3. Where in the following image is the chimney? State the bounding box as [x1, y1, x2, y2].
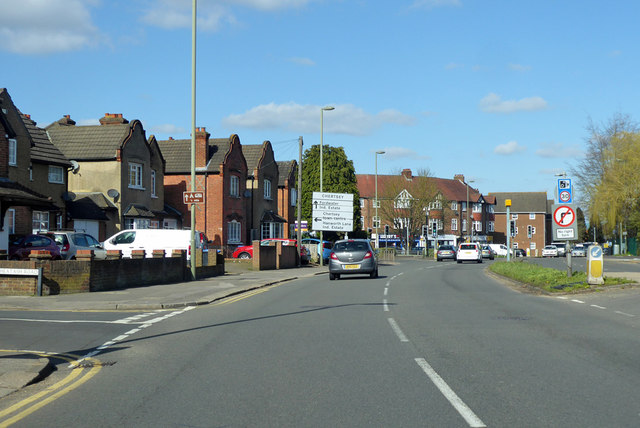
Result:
[168, 137, 174, 140]
[57, 115, 76, 126]
[99, 113, 129, 125]
[454, 174, 465, 183]
[25, 114, 31, 120]
[401, 168, 412, 181]
[195, 127, 210, 168]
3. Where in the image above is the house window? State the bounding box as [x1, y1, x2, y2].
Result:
[473, 203, 482, 213]
[6, 209, 15, 234]
[228, 220, 241, 243]
[451, 201, 458, 211]
[261, 221, 282, 239]
[451, 218, 458, 231]
[264, 179, 272, 200]
[150, 220, 160, 229]
[462, 219, 467, 232]
[428, 200, 442, 210]
[373, 216, 381, 228]
[290, 188, 297, 206]
[163, 219, 177, 229]
[48, 165, 64, 184]
[461, 202, 467, 211]
[151, 170, 157, 197]
[32, 211, 49, 233]
[56, 214, 63, 230]
[230, 175, 239, 197]
[511, 213, 518, 220]
[129, 163, 143, 189]
[394, 190, 412, 209]
[529, 213, 535, 220]
[373, 199, 380, 208]
[487, 205, 494, 213]
[125, 218, 150, 229]
[361, 217, 365, 228]
[473, 221, 482, 232]
[487, 221, 495, 232]
[360, 198, 365, 207]
[8, 139, 16, 166]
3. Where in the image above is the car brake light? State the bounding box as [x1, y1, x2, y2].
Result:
[330, 252, 338, 260]
[364, 251, 372, 259]
[188, 245, 191, 255]
[62, 244, 69, 253]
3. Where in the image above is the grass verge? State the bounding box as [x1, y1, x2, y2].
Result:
[489, 260, 632, 293]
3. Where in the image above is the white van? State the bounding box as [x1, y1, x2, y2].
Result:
[488, 243, 511, 256]
[102, 229, 208, 260]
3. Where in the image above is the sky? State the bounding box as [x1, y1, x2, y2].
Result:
[2, 0, 639, 203]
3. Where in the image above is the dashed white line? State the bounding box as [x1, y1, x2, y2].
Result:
[415, 358, 486, 427]
[388, 318, 409, 342]
[590, 304, 606, 309]
[383, 299, 389, 312]
[571, 299, 585, 304]
[615, 311, 635, 317]
[384, 287, 389, 296]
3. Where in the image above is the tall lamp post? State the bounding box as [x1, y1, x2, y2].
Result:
[375, 151, 385, 249]
[319, 106, 334, 266]
[466, 179, 475, 242]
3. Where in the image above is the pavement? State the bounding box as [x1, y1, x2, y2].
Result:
[0, 262, 326, 399]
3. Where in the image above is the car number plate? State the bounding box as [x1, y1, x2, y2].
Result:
[343, 264, 360, 270]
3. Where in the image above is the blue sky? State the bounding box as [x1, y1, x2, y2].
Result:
[2, 0, 639, 201]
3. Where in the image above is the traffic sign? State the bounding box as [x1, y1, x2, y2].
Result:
[312, 192, 354, 232]
[557, 178, 572, 203]
[183, 191, 204, 204]
[553, 205, 575, 227]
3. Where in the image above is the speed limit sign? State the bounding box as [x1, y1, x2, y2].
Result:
[559, 190, 571, 203]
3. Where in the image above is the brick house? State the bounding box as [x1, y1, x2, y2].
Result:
[0, 89, 70, 248]
[357, 169, 495, 248]
[47, 113, 174, 240]
[276, 160, 298, 239]
[158, 130, 248, 253]
[488, 192, 547, 255]
[243, 141, 283, 242]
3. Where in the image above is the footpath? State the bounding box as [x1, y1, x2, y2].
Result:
[0, 263, 326, 399]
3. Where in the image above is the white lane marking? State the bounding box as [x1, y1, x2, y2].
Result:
[590, 305, 606, 309]
[386, 280, 391, 287]
[615, 311, 635, 317]
[556, 296, 568, 300]
[0, 311, 163, 325]
[388, 318, 409, 342]
[571, 299, 585, 304]
[384, 287, 389, 296]
[68, 306, 195, 368]
[415, 358, 486, 427]
[383, 299, 389, 312]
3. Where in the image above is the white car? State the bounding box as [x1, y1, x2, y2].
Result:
[542, 245, 559, 257]
[456, 243, 482, 263]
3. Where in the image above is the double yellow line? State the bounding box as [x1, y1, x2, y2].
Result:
[0, 350, 102, 427]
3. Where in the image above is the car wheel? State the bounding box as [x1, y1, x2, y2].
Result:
[329, 273, 335, 281]
[437, 258, 441, 262]
[478, 258, 482, 263]
[457, 260, 461, 264]
[238, 252, 251, 259]
[370, 269, 378, 278]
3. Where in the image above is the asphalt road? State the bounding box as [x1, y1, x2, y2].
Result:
[2, 258, 640, 427]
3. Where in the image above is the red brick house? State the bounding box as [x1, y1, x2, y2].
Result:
[488, 192, 547, 255]
[357, 169, 495, 248]
[243, 141, 283, 242]
[158, 130, 248, 252]
[277, 160, 298, 239]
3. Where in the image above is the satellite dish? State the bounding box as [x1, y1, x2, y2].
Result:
[243, 190, 251, 198]
[62, 191, 76, 201]
[107, 189, 120, 202]
[70, 160, 80, 174]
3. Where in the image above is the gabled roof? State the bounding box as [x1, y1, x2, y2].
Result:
[277, 160, 295, 187]
[46, 120, 134, 160]
[157, 137, 234, 174]
[20, 113, 71, 167]
[488, 192, 548, 213]
[66, 192, 117, 221]
[243, 144, 264, 175]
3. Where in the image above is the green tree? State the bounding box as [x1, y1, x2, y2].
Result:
[300, 144, 361, 235]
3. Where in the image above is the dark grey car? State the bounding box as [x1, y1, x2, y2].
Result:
[328, 239, 378, 280]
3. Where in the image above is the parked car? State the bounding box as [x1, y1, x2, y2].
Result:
[551, 242, 568, 257]
[9, 234, 62, 260]
[436, 245, 457, 262]
[102, 229, 208, 260]
[302, 238, 333, 263]
[231, 239, 310, 264]
[43, 231, 107, 260]
[571, 244, 586, 257]
[456, 242, 482, 263]
[488, 243, 510, 257]
[542, 245, 559, 257]
[328, 239, 378, 280]
[514, 248, 527, 257]
[481, 245, 496, 260]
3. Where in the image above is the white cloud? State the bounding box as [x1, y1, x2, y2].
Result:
[221, 102, 416, 136]
[411, 0, 462, 10]
[479, 93, 548, 114]
[376, 147, 428, 161]
[287, 57, 315, 66]
[141, 0, 310, 31]
[535, 142, 584, 159]
[150, 123, 188, 136]
[494, 140, 526, 155]
[508, 63, 531, 72]
[0, 0, 102, 54]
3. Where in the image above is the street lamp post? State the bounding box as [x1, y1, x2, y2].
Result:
[319, 106, 334, 266]
[466, 179, 475, 242]
[375, 151, 385, 249]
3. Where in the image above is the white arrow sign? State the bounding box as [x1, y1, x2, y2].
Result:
[312, 192, 354, 231]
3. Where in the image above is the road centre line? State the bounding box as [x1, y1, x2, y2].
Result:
[615, 311, 635, 317]
[383, 299, 389, 312]
[384, 287, 388, 296]
[590, 305, 607, 309]
[415, 358, 486, 427]
[387, 318, 409, 342]
[571, 299, 585, 304]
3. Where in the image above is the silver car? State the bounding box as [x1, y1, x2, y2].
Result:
[45, 231, 107, 260]
[328, 239, 378, 280]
